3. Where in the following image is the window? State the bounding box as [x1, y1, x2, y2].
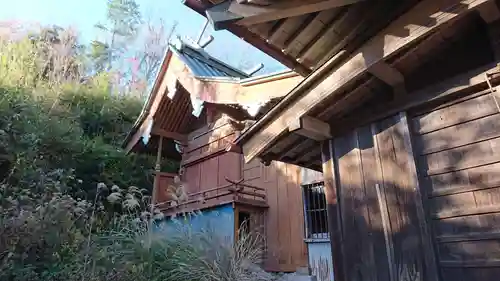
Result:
[302, 182, 329, 240]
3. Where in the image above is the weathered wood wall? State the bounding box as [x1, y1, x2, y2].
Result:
[325, 84, 500, 281]
[182, 120, 242, 198]
[177, 116, 311, 272]
[324, 113, 436, 281]
[154, 172, 176, 206]
[410, 86, 500, 280]
[243, 159, 309, 272]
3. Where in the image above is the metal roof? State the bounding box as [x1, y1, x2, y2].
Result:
[170, 37, 250, 79]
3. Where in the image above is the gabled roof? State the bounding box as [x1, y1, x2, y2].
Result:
[122, 36, 303, 159]
[170, 37, 250, 79]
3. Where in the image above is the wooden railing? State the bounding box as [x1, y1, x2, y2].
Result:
[157, 177, 267, 213]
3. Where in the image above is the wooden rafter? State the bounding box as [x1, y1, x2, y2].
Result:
[240, 0, 492, 163]
[368, 61, 406, 94]
[289, 115, 332, 141]
[267, 14, 310, 49]
[151, 128, 188, 145]
[283, 9, 342, 57]
[206, 0, 365, 29]
[478, 0, 500, 23]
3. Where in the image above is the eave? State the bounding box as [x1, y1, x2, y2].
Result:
[233, 0, 495, 170]
[184, 0, 422, 75]
[183, 0, 311, 76]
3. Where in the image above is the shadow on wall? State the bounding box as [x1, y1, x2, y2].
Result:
[326, 99, 500, 281]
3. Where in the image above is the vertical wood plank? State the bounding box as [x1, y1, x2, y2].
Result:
[288, 164, 306, 268]
[358, 125, 392, 281]
[335, 130, 375, 281]
[372, 122, 397, 281]
[265, 162, 280, 271]
[321, 140, 346, 281]
[377, 115, 425, 281]
[184, 163, 201, 194]
[398, 112, 440, 281]
[277, 161, 292, 268]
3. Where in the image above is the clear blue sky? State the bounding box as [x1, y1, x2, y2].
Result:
[0, 0, 285, 74]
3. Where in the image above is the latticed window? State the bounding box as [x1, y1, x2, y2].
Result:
[302, 182, 329, 240]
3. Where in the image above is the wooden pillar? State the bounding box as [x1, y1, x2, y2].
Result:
[152, 136, 164, 209]
[478, 1, 500, 60]
[321, 140, 345, 281]
[149, 136, 163, 245]
[398, 112, 439, 281]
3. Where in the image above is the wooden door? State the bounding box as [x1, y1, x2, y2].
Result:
[410, 87, 500, 280]
[326, 113, 437, 281]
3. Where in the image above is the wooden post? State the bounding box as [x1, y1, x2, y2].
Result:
[398, 112, 440, 281]
[149, 136, 163, 246]
[321, 140, 345, 281]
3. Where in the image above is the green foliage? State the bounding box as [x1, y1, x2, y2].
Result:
[0, 5, 272, 281]
[0, 26, 180, 200]
[0, 83, 159, 199]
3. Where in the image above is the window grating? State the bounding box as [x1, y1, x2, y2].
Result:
[302, 182, 329, 240]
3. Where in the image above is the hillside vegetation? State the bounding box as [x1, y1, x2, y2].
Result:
[0, 1, 271, 280]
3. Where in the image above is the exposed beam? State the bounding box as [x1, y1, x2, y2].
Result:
[368, 61, 407, 95]
[289, 115, 332, 141]
[478, 0, 500, 23]
[315, 0, 418, 69]
[151, 128, 188, 145]
[331, 63, 500, 136]
[240, 0, 492, 163]
[297, 9, 353, 66]
[184, 0, 311, 75]
[298, 4, 366, 67]
[206, 0, 365, 28]
[268, 15, 309, 49]
[283, 10, 341, 57]
[479, 1, 500, 59]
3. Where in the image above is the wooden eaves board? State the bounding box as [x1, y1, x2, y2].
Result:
[239, 0, 492, 163]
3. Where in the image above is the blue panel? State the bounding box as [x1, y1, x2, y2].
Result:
[156, 204, 235, 243]
[307, 241, 335, 281]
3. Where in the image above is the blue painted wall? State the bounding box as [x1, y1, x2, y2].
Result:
[156, 203, 235, 243]
[308, 241, 334, 281]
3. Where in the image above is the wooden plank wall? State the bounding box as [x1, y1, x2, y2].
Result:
[326, 114, 436, 281]
[180, 116, 310, 272]
[182, 121, 242, 198]
[243, 158, 309, 272]
[410, 86, 500, 281]
[155, 172, 176, 206]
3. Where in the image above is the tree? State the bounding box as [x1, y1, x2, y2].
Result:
[30, 25, 84, 83]
[91, 0, 143, 72]
[139, 20, 177, 84]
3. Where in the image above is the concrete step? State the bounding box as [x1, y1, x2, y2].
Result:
[277, 273, 317, 281]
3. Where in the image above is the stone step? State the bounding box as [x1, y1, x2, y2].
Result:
[277, 273, 317, 281]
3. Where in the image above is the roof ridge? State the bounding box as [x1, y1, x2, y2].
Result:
[170, 36, 249, 78]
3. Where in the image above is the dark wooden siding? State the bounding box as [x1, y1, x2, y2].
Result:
[411, 87, 500, 281]
[326, 113, 436, 281]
